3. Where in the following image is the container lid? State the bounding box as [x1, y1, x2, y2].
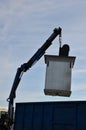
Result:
[44, 55, 76, 68]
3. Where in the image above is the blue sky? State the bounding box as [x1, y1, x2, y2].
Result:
[0, 0, 86, 108]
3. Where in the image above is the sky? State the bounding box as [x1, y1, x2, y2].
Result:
[0, 0, 86, 109]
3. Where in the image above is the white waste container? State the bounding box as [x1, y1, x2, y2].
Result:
[44, 55, 76, 97]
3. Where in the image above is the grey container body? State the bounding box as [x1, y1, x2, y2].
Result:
[13, 101, 86, 130]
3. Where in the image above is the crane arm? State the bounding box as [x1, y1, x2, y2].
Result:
[7, 27, 62, 127]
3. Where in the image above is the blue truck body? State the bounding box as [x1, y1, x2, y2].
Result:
[13, 101, 86, 130]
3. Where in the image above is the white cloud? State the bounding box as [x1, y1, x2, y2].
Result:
[74, 69, 86, 74]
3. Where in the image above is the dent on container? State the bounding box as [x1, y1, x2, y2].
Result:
[44, 55, 76, 97]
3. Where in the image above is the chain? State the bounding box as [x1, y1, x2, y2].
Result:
[59, 33, 62, 48]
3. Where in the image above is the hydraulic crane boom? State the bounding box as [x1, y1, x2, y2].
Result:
[7, 27, 62, 128]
